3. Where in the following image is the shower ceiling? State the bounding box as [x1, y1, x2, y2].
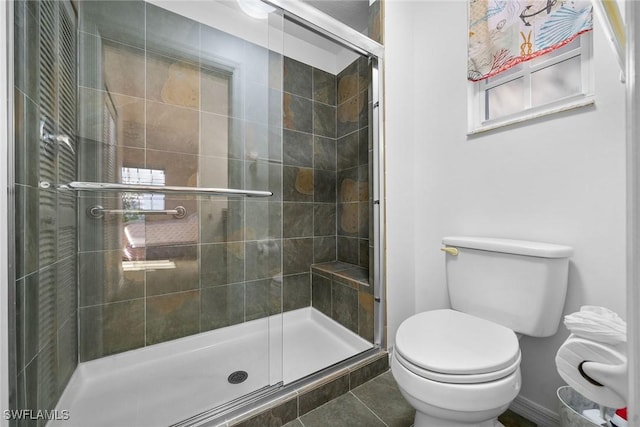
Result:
[303, 0, 370, 33]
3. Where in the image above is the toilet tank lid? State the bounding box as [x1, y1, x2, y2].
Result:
[442, 236, 573, 258]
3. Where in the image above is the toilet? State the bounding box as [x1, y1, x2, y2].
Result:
[391, 236, 573, 427]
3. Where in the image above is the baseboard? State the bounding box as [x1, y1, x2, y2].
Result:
[509, 395, 560, 427]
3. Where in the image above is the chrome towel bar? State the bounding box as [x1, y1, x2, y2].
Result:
[57, 181, 273, 198]
[87, 205, 187, 219]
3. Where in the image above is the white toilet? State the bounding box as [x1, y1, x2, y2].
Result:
[391, 236, 573, 427]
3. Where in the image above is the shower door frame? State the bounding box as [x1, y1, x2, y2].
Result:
[1, 1, 14, 426]
[263, 0, 387, 349]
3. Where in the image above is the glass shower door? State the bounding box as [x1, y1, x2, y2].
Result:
[73, 0, 284, 423]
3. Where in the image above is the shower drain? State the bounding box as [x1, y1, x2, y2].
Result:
[228, 370, 248, 384]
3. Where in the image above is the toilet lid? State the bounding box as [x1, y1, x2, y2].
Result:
[395, 309, 519, 375]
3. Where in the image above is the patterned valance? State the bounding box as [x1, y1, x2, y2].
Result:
[468, 0, 593, 82]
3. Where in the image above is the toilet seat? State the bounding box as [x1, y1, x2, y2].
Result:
[395, 309, 521, 384]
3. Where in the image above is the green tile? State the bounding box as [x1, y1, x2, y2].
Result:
[201, 283, 245, 331]
[349, 355, 389, 389]
[498, 409, 537, 427]
[300, 393, 385, 427]
[79, 299, 145, 361]
[283, 273, 311, 312]
[232, 397, 297, 427]
[146, 290, 200, 345]
[298, 373, 349, 415]
[352, 371, 414, 427]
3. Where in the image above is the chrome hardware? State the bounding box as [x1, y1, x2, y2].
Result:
[440, 246, 459, 256]
[60, 181, 273, 198]
[87, 205, 187, 219]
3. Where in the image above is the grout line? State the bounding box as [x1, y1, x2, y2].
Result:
[350, 391, 389, 427]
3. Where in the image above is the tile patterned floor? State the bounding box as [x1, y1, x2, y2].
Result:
[281, 371, 537, 427]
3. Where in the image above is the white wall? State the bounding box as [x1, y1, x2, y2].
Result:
[385, 0, 627, 414]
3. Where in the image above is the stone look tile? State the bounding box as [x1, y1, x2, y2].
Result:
[283, 93, 312, 133]
[146, 245, 199, 296]
[352, 372, 415, 427]
[147, 52, 199, 108]
[102, 40, 146, 98]
[283, 130, 313, 168]
[201, 199, 244, 244]
[283, 203, 313, 238]
[331, 282, 358, 333]
[337, 132, 359, 171]
[313, 102, 336, 138]
[313, 203, 336, 236]
[245, 279, 281, 321]
[337, 97, 360, 138]
[498, 410, 537, 427]
[338, 202, 359, 237]
[349, 356, 389, 389]
[233, 397, 298, 427]
[146, 101, 199, 155]
[79, 250, 144, 306]
[337, 61, 359, 104]
[311, 273, 331, 317]
[283, 166, 314, 202]
[79, 299, 145, 361]
[201, 67, 231, 116]
[314, 136, 336, 171]
[284, 57, 312, 98]
[201, 242, 245, 287]
[201, 283, 244, 331]
[337, 237, 359, 265]
[300, 393, 385, 427]
[298, 373, 350, 415]
[358, 292, 375, 343]
[313, 236, 336, 264]
[283, 238, 313, 275]
[245, 240, 282, 281]
[313, 68, 336, 106]
[313, 170, 336, 203]
[146, 149, 198, 187]
[146, 290, 200, 345]
[283, 273, 311, 312]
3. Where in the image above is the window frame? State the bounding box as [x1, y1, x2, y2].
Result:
[467, 32, 595, 135]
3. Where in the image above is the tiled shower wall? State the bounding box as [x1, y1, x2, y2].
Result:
[75, 1, 373, 363]
[13, 0, 79, 420]
[336, 57, 371, 269]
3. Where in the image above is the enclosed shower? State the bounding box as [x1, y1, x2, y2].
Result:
[10, 0, 384, 425]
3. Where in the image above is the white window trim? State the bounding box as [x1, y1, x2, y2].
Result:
[468, 32, 594, 135]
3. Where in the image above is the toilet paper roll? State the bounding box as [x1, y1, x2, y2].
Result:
[555, 334, 627, 408]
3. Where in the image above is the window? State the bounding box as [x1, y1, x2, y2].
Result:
[468, 34, 594, 134]
[121, 167, 166, 212]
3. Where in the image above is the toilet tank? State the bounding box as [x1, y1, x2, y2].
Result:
[443, 236, 573, 337]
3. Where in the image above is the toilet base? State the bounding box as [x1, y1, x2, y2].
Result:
[414, 412, 505, 427]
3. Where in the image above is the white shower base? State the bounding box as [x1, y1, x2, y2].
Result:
[50, 307, 372, 427]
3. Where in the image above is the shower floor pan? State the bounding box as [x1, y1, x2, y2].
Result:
[50, 307, 372, 427]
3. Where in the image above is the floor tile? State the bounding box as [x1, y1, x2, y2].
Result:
[498, 409, 537, 427]
[282, 420, 304, 427]
[352, 371, 415, 427]
[299, 393, 386, 427]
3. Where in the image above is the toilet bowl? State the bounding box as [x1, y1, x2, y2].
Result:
[391, 237, 573, 427]
[392, 309, 522, 427]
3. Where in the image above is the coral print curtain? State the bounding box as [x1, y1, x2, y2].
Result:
[468, 0, 593, 81]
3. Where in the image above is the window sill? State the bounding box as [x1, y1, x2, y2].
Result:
[467, 95, 595, 136]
